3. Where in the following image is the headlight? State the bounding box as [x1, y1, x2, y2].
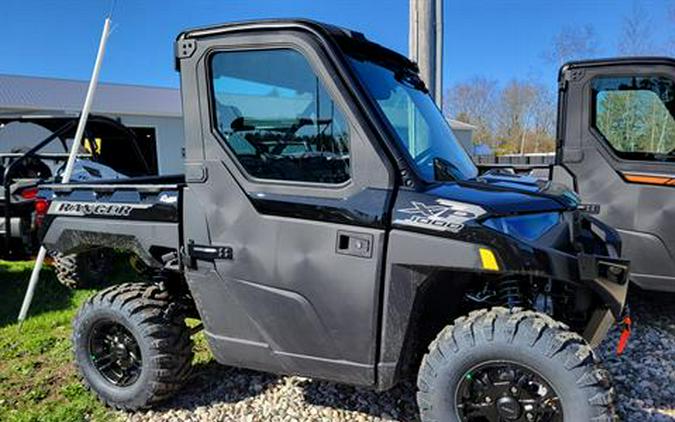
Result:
[483, 212, 561, 241]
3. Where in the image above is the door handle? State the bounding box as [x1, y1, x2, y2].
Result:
[187, 240, 233, 262]
[336, 230, 373, 258]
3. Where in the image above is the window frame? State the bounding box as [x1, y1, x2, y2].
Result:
[206, 44, 353, 188]
[590, 74, 675, 164]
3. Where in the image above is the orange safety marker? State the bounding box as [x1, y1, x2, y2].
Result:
[616, 315, 632, 356]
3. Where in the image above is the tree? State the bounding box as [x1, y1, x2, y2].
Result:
[543, 24, 599, 67]
[444, 76, 498, 147]
[528, 83, 557, 154]
[618, 1, 656, 56]
[495, 80, 537, 154]
[494, 80, 556, 155]
[445, 78, 557, 155]
[597, 88, 675, 155]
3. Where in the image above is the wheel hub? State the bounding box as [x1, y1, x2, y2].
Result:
[112, 340, 133, 368]
[88, 321, 142, 387]
[496, 396, 522, 420]
[456, 362, 563, 422]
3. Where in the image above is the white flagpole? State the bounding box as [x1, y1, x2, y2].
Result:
[18, 17, 112, 323]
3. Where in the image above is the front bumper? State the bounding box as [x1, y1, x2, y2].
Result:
[524, 247, 630, 319]
[487, 212, 630, 344]
[547, 250, 629, 347]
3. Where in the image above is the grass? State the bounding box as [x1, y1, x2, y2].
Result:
[0, 258, 213, 422]
[0, 259, 122, 422]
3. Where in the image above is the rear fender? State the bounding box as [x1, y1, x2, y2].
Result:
[42, 217, 180, 267]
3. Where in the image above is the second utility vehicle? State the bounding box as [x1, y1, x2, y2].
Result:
[480, 57, 675, 293]
[38, 20, 630, 421]
[0, 115, 151, 286]
[0, 114, 149, 258]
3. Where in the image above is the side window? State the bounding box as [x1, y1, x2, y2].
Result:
[210, 49, 351, 184]
[592, 76, 675, 161]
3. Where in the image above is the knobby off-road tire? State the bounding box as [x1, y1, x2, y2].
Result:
[417, 307, 615, 422]
[72, 283, 193, 410]
[51, 248, 114, 289]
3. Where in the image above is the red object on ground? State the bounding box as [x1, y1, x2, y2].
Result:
[616, 315, 632, 356]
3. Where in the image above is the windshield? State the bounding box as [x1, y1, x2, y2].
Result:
[349, 58, 478, 182]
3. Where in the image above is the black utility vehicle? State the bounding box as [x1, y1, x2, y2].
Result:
[481, 57, 675, 293]
[38, 20, 631, 421]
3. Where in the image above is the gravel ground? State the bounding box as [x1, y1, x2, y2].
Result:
[598, 289, 675, 422]
[125, 289, 675, 422]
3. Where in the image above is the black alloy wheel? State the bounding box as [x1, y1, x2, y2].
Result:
[416, 307, 616, 422]
[72, 283, 193, 410]
[88, 320, 143, 387]
[456, 361, 562, 421]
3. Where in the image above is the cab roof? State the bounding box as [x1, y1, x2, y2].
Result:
[559, 56, 675, 81]
[175, 18, 416, 73]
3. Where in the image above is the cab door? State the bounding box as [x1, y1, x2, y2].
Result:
[558, 58, 675, 291]
[178, 31, 394, 384]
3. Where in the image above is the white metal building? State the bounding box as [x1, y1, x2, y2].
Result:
[447, 119, 476, 152]
[0, 74, 184, 175]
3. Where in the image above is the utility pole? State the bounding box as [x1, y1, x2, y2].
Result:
[409, 0, 443, 107]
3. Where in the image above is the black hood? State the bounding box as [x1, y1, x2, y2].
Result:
[426, 173, 580, 215]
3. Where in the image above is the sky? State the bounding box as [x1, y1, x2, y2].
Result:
[0, 0, 673, 93]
